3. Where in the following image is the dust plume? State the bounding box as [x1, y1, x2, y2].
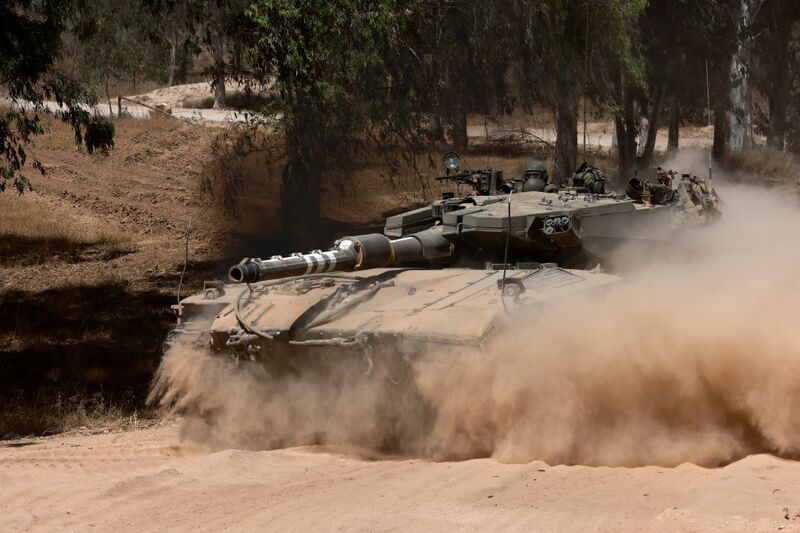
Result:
[151, 179, 800, 467]
[149, 343, 431, 454]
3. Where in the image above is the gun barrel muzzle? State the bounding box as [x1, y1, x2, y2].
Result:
[229, 248, 357, 283]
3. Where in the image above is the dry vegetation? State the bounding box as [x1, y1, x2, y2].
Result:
[0, 193, 127, 245]
[0, 390, 164, 438]
[726, 145, 800, 190]
[0, 114, 225, 439]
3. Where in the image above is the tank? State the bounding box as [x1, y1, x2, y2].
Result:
[163, 154, 720, 371]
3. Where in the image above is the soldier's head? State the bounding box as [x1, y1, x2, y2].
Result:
[656, 166, 673, 188]
[523, 161, 549, 192]
[525, 161, 548, 180]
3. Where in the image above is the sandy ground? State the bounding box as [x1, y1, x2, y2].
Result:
[20, 99, 245, 123]
[1, 423, 799, 532]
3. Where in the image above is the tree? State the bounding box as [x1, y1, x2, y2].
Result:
[183, 0, 254, 108]
[511, 0, 646, 183]
[72, 0, 141, 114]
[785, 27, 800, 153]
[416, 1, 515, 150]
[0, 0, 102, 193]
[727, 0, 762, 155]
[247, 0, 427, 246]
[612, 0, 738, 172]
[752, 0, 800, 151]
[630, 0, 726, 166]
[159, 1, 192, 86]
[704, 0, 760, 160]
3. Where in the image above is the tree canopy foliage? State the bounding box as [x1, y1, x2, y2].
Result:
[246, 0, 429, 245]
[0, 0, 99, 192]
[4, 0, 800, 234]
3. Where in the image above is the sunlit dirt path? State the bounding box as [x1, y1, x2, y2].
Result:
[1, 421, 798, 532]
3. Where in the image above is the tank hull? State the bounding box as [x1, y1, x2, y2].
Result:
[167, 266, 621, 368]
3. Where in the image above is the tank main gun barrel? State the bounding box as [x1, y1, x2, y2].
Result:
[228, 230, 453, 284]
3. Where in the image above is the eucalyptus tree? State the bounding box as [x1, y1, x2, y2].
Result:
[416, 1, 515, 149]
[0, 0, 103, 193]
[627, 0, 735, 167]
[246, 0, 429, 246]
[509, 0, 645, 183]
[752, 0, 800, 150]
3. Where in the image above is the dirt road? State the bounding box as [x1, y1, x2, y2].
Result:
[17, 98, 717, 151]
[2, 422, 798, 532]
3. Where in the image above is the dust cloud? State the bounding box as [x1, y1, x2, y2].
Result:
[149, 343, 431, 454]
[150, 169, 800, 467]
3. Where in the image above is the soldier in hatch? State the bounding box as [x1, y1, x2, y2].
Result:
[522, 161, 549, 192]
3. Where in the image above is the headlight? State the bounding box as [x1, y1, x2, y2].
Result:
[442, 151, 461, 171]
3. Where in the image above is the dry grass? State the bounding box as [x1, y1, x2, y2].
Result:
[0, 390, 164, 439]
[726, 145, 800, 189]
[34, 112, 187, 152]
[0, 192, 132, 275]
[0, 193, 126, 245]
[113, 113, 186, 137]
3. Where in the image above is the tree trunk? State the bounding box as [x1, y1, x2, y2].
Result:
[638, 83, 667, 166]
[768, 93, 788, 151]
[451, 108, 468, 151]
[428, 114, 445, 143]
[610, 124, 618, 156]
[728, 0, 753, 155]
[668, 94, 680, 152]
[712, 47, 734, 161]
[553, 58, 581, 186]
[281, 130, 323, 250]
[177, 41, 190, 84]
[615, 78, 638, 182]
[712, 102, 729, 161]
[104, 73, 112, 117]
[554, 96, 578, 185]
[167, 31, 177, 87]
[766, 16, 791, 151]
[210, 32, 226, 109]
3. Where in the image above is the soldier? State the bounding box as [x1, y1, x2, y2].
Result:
[522, 161, 549, 192]
[656, 166, 673, 188]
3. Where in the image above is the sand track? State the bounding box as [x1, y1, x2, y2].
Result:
[2, 423, 799, 532]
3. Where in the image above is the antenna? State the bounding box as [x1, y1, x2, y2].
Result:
[500, 189, 512, 313]
[177, 216, 192, 304]
[484, 115, 490, 170]
[705, 59, 712, 183]
[582, 1, 589, 157]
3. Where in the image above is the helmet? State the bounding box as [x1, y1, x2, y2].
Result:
[523, 161, 549, 192]
[526, 161, 547, 173]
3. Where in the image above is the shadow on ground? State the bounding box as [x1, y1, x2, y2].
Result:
[0, 235, 134, 266]
[0, 283, 173, 437]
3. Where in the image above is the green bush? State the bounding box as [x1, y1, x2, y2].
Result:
[85, 116, 115, 154]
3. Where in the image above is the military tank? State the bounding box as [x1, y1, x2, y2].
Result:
[163, 153, 719, 371]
